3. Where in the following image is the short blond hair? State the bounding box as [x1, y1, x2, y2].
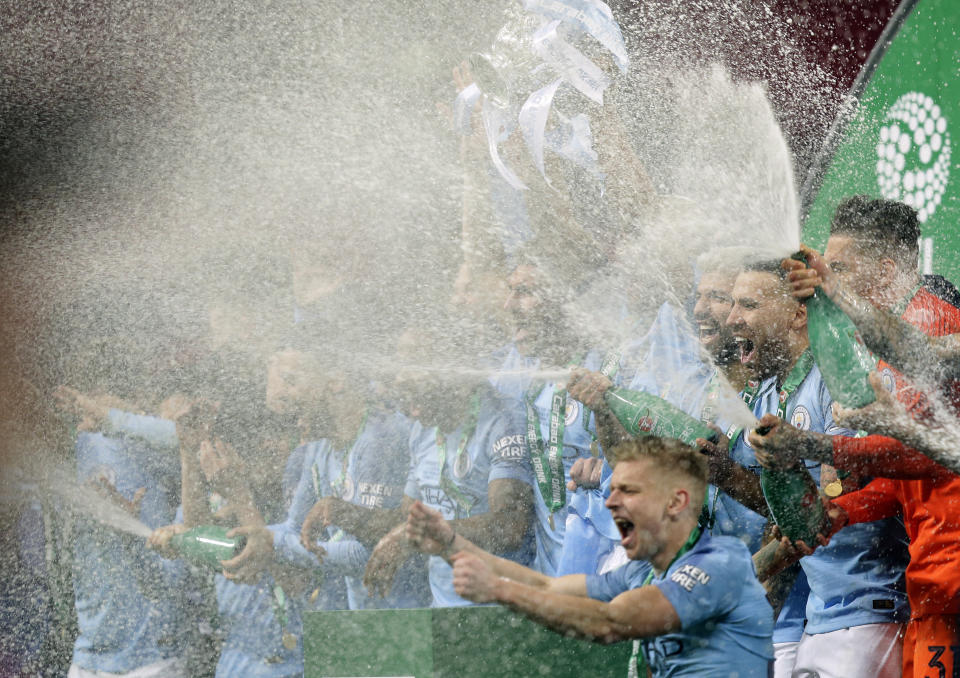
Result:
[610, 437, 708, 496]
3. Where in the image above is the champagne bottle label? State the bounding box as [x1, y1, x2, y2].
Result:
[605, 388, 717, 448]
[171, 525, 245, 570]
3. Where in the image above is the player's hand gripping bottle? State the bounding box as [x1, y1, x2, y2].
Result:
[799, 251, 877, 408]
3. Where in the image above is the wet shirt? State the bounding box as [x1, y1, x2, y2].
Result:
[831, 287, 960, 618]
[523, 351, 602, 576]
[72, 429, 188, 674]
[213, 445, 309, 678]
[558, 467, 625, 576]
[404, 390, 535, 606]
[740, 364, 908, 635]
[587, 532, 773, 677]
[489, 343, 606, 575]
[270, 409, 424, 610]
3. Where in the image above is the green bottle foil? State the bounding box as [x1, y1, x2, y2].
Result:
[170, 525, 246, 570]
[604, 388, 719, 448]
[760, 465, 825, 545]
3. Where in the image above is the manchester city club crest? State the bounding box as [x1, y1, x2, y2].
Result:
[790, 405, 812, 431]
[880, 367, 897, 393]
[564, 399, 581, 426]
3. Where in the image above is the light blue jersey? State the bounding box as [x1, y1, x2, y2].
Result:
[764, 370, 909, 635]
[489, 343, 604, 575]
[721, 364, 832, 644]
[213, 445, 311, 678]
[270, 409, 424, 610]
[560, 303, 719, 577]
[728, 362, 908, 639]
[334, 410, 429, 610]
[487, 342, 538, 401]
[522, 352, 602, 576]
[72, 430, 188, 674]
[404, 389, 535, 606]
[587, 532, 773, 677]
[558, 469, 622, 576]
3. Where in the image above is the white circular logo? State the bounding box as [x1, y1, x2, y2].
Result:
[876, 92, 951, 223]
[564, 399, 581, 426]
[790, 405, 812, 431]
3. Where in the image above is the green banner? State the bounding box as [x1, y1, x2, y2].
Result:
[303, 606, 632, 678]
[802, 0, 959, 283]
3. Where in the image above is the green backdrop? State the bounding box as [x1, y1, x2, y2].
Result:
[802, 0, 959, 283]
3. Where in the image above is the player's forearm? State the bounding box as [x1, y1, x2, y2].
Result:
[752, 539, 799, 583]
[832, 434, 947, 479]
[761, 561, 800, 619]
[446, 533, 550, 590]
[451, 510, 530, 554]
[179, 454, 212, 527]
[593, 100, 656, 225]
[713, 464, 769, 517]
[594, 409, 631, 462]
[833, 286, 956, 378]
[492, 577, 634, 644]
[326, 504, 403, 548]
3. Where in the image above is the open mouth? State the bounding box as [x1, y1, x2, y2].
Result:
[735, 336, 757, 364]
[698, 322, 719, 344]
[614, 517, 635, 546]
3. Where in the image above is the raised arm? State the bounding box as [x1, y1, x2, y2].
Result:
[451, 550, 678, 644]
[784, 246, 960, 380]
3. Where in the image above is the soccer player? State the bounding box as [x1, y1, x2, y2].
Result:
[755, 195, 960, 678]
[563, 260, 749, 577]
[150, 352, 314, 678]
[220, 349, 424, 614]
[493, 259, 605, 577]
[363, 326, 536, 606]
[406, 436, 773, 677]
[56, 373, 194, 678]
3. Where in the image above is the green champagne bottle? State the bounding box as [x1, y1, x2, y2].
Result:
[796, 250, 876, 408]
[170, 525, 246, 570]
[760, 463, 825, 545]
[603, 388, 719, 447]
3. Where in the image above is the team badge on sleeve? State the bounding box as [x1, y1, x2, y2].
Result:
[790, 405, 811, 431]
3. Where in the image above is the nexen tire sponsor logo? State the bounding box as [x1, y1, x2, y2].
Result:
[494, 434, 527, 460]
[670, 564, 711, 592]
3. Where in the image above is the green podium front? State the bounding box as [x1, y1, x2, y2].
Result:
[303, 606, 633, 678]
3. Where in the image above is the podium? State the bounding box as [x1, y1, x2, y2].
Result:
[303, 606, 633, 677]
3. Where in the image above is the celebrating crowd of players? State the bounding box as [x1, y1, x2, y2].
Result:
[20, 63, 960, 678]
[40, 192, 960, 678]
